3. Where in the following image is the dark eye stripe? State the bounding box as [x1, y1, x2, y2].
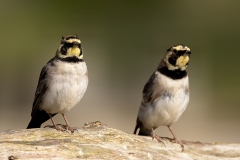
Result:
[65, 43, 73, 48]
[64, 42, 81, 48]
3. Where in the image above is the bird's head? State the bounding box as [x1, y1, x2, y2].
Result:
[56, 35, 83, 60]
[164, 44, 191, 71]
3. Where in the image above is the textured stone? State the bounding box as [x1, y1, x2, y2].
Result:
[0, 122, 239, 160]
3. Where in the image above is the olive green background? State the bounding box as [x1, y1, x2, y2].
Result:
[0, 1, 239, 142]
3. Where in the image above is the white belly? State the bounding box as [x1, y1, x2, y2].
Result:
[40, 61, 88, 114]
[154, 89, 189, 126]
[140, 88, 189, 128]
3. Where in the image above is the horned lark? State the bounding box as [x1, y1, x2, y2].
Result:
[134, 44, 191, 151]
[27, 35, 88, 133]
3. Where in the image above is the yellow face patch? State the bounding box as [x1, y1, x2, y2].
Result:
[176, 55, 189, 67]
[67, 47, 80, 57]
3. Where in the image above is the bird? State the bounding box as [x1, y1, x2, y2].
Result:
[133, 44, 191, 151]
[27, 35, 88, 133]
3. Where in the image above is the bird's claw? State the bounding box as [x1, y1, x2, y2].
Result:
[171, 138, 184, 152]
[65, 125, 75, 133]
[151, 131, 166, 147]
[180, 144, 184, 152]
[176, 139, 184, 152]
[44, 124, 75, 133]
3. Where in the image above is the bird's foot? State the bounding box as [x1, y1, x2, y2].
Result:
[44, 124, 65, 132]
[64, 125, 75, 133]
[55, 124, 76, 133]
[55, 126, 65, 132]
[151, 130, 166, 147]
[167, 137, 184, 152]
[167, 126, 185, 151]
[44, 124, 76, 133]
[173, 138, 184, 152]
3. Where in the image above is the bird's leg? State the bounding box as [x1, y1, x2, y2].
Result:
[48, 114, 63, 131]
[167, 126, 184, 151]
[62, 114, 74, 133]
[151, 128, 165, 146]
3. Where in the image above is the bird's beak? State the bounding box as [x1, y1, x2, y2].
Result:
[185, 51, 191, 55]
[73, 42, 80, 47]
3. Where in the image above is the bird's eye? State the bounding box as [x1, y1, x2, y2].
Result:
[173, 49, 177, 53]
[61, 46, 67, 55]
[168, 57, 176, 65]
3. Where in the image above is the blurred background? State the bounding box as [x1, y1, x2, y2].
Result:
[0, 1, 239, 142]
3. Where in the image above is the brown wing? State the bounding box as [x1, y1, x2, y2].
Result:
[142, 72, 158, 103]
[31, 58, 54, 117]
[134, 71, 158, 134]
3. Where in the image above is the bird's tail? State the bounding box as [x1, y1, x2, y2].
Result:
[138, 127, 152, 136]
[133, 118, 152, 136]
[27, 110, 56, 129]
[133, 124, 139, 134]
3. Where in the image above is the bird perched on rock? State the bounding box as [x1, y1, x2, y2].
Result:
[27, 35, 88, 133]
[134, 44, 191, 151]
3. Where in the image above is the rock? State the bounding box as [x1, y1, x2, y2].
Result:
[0, 121, 239, 160]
